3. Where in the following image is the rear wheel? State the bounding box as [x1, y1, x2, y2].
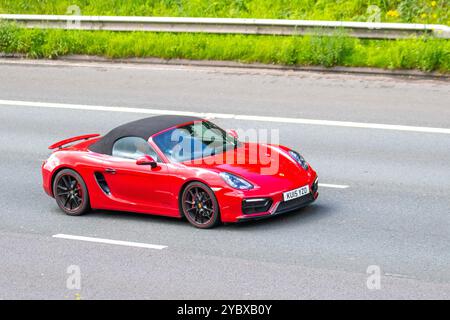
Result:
[181, 182, 220, 229]
[53, 169, 90, 216]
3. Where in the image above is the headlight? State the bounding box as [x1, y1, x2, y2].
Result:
[219, 172, 253, 190]
[288, 150, 309, 170]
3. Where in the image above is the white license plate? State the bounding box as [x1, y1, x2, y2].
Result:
[283, 185, 310, 202]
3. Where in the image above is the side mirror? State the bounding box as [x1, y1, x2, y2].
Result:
[228, 129, 238, 140]
[136, 155, 157, 168]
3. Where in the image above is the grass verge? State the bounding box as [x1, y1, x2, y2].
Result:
[0, 0, 448, 25]
[0, 23, 449, 72]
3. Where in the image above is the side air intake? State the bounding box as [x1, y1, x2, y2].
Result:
[94, 172, 111, 195]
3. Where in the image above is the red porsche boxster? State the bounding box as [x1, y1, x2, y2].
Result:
[42, 115, 318, 228]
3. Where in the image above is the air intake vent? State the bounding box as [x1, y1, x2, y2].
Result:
[94, 172, 111, 195]
[242, 198, 272, 214]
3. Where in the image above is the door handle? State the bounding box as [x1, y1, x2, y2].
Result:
[105, 168, 116, 174]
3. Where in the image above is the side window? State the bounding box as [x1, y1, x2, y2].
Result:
[112, 137, 160, 161]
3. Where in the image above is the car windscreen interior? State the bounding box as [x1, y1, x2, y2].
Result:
[153, 121, 237, 162]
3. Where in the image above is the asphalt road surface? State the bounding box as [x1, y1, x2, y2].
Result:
[0, 59, 449, 299]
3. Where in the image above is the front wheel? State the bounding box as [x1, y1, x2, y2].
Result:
[53, 169, 90, 216]
[181, 182, 220, 229]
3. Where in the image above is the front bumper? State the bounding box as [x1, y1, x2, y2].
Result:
[234, 176, 319, 222]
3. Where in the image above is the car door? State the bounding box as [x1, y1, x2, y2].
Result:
[101, 136, 176, 214]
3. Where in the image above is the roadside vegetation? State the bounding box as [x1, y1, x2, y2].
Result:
[1, 23, 448, 72]
[0, 0, 448, 25]
[0, 1, 448, 72]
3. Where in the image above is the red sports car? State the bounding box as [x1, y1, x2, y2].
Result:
[42, 115, 318, 228]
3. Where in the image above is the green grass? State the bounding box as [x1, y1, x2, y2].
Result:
[0, 0, 448, 25]
[1, 23, 449, 72]
[0, 1, 448, 72]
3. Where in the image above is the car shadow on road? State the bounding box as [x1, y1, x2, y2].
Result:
[225, 202, 333, 230]
[87, 209, 184, 225]
[62, 202, 332, 230]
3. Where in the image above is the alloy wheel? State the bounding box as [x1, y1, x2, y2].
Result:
[55, 174, 84, 212]
[183, 186, 216, 225]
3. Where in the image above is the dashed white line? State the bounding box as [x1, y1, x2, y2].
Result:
[318, 183, 349, 189]
[52, 234, 167, 250]
[1, 99, 450, 134]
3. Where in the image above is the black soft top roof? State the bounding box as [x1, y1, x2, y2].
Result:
[89, 115, 202, 155]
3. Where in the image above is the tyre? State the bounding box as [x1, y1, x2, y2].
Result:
[53, 169, 90, 216]
[181, 181, 220, 229]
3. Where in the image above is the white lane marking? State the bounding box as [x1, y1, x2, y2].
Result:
[318, 183, 349, 189]
[384, 273, 416, 279]
[0, 58, 231, 73]
[52, 234, 167, 250]
[0, 58, 319, 76]
[1, 99, 450, 135]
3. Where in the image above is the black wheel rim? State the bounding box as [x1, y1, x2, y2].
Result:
[183, 186, 215, 225]
[55, 174, 83, 212]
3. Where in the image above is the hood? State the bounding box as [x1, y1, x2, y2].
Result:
[182, 142, 313, 192]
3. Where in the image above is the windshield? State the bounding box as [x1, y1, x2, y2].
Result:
[153, 120, 237, 162]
